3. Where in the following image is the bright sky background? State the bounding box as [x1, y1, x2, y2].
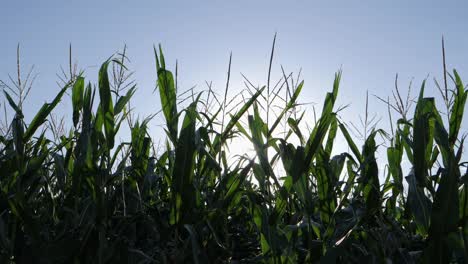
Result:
[1, 0, 468, 165]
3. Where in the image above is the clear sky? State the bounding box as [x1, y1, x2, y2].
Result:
[2, 0, 468, 158]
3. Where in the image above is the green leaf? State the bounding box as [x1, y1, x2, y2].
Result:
[325, 115, 338, 155]
[339, 123, 362, 161]
[268, 80, 303, 137]
[449, 70, 467, 147]
[321, 71, 341, 116]
[222, 160, 255, 207]
[72, 76, 85, 127]
[24, 84, 69, 141]
[412, 90, 435, 187]
[405, 170, 431, 234]
[361, 130, 382, 216]
[114, 85, 136, 115]
[3, 90, 23, 117]
[171, 98, 199, 225]
[425, 115, 460, 263]
[98, 60, 115, 149]
[212, 86, 265, 155]
[304, 113, 335, 170]
[155, 46, 178, 144]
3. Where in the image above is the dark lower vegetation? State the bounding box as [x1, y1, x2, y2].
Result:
[0, 43, 467, 263]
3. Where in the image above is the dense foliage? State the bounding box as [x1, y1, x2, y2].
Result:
[0, 43, 467, 263]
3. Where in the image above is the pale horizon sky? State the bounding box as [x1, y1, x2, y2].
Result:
[1, 0, 468, 157]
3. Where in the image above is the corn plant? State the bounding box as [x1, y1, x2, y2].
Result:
[0, 40, 467, 263]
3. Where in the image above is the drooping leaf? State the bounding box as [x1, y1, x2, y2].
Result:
[24, 84, 69, 141]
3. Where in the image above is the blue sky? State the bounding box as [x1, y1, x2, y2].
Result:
[1, 0, 468, 152]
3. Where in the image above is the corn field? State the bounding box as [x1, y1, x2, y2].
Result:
[0, 41, 467, 263]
